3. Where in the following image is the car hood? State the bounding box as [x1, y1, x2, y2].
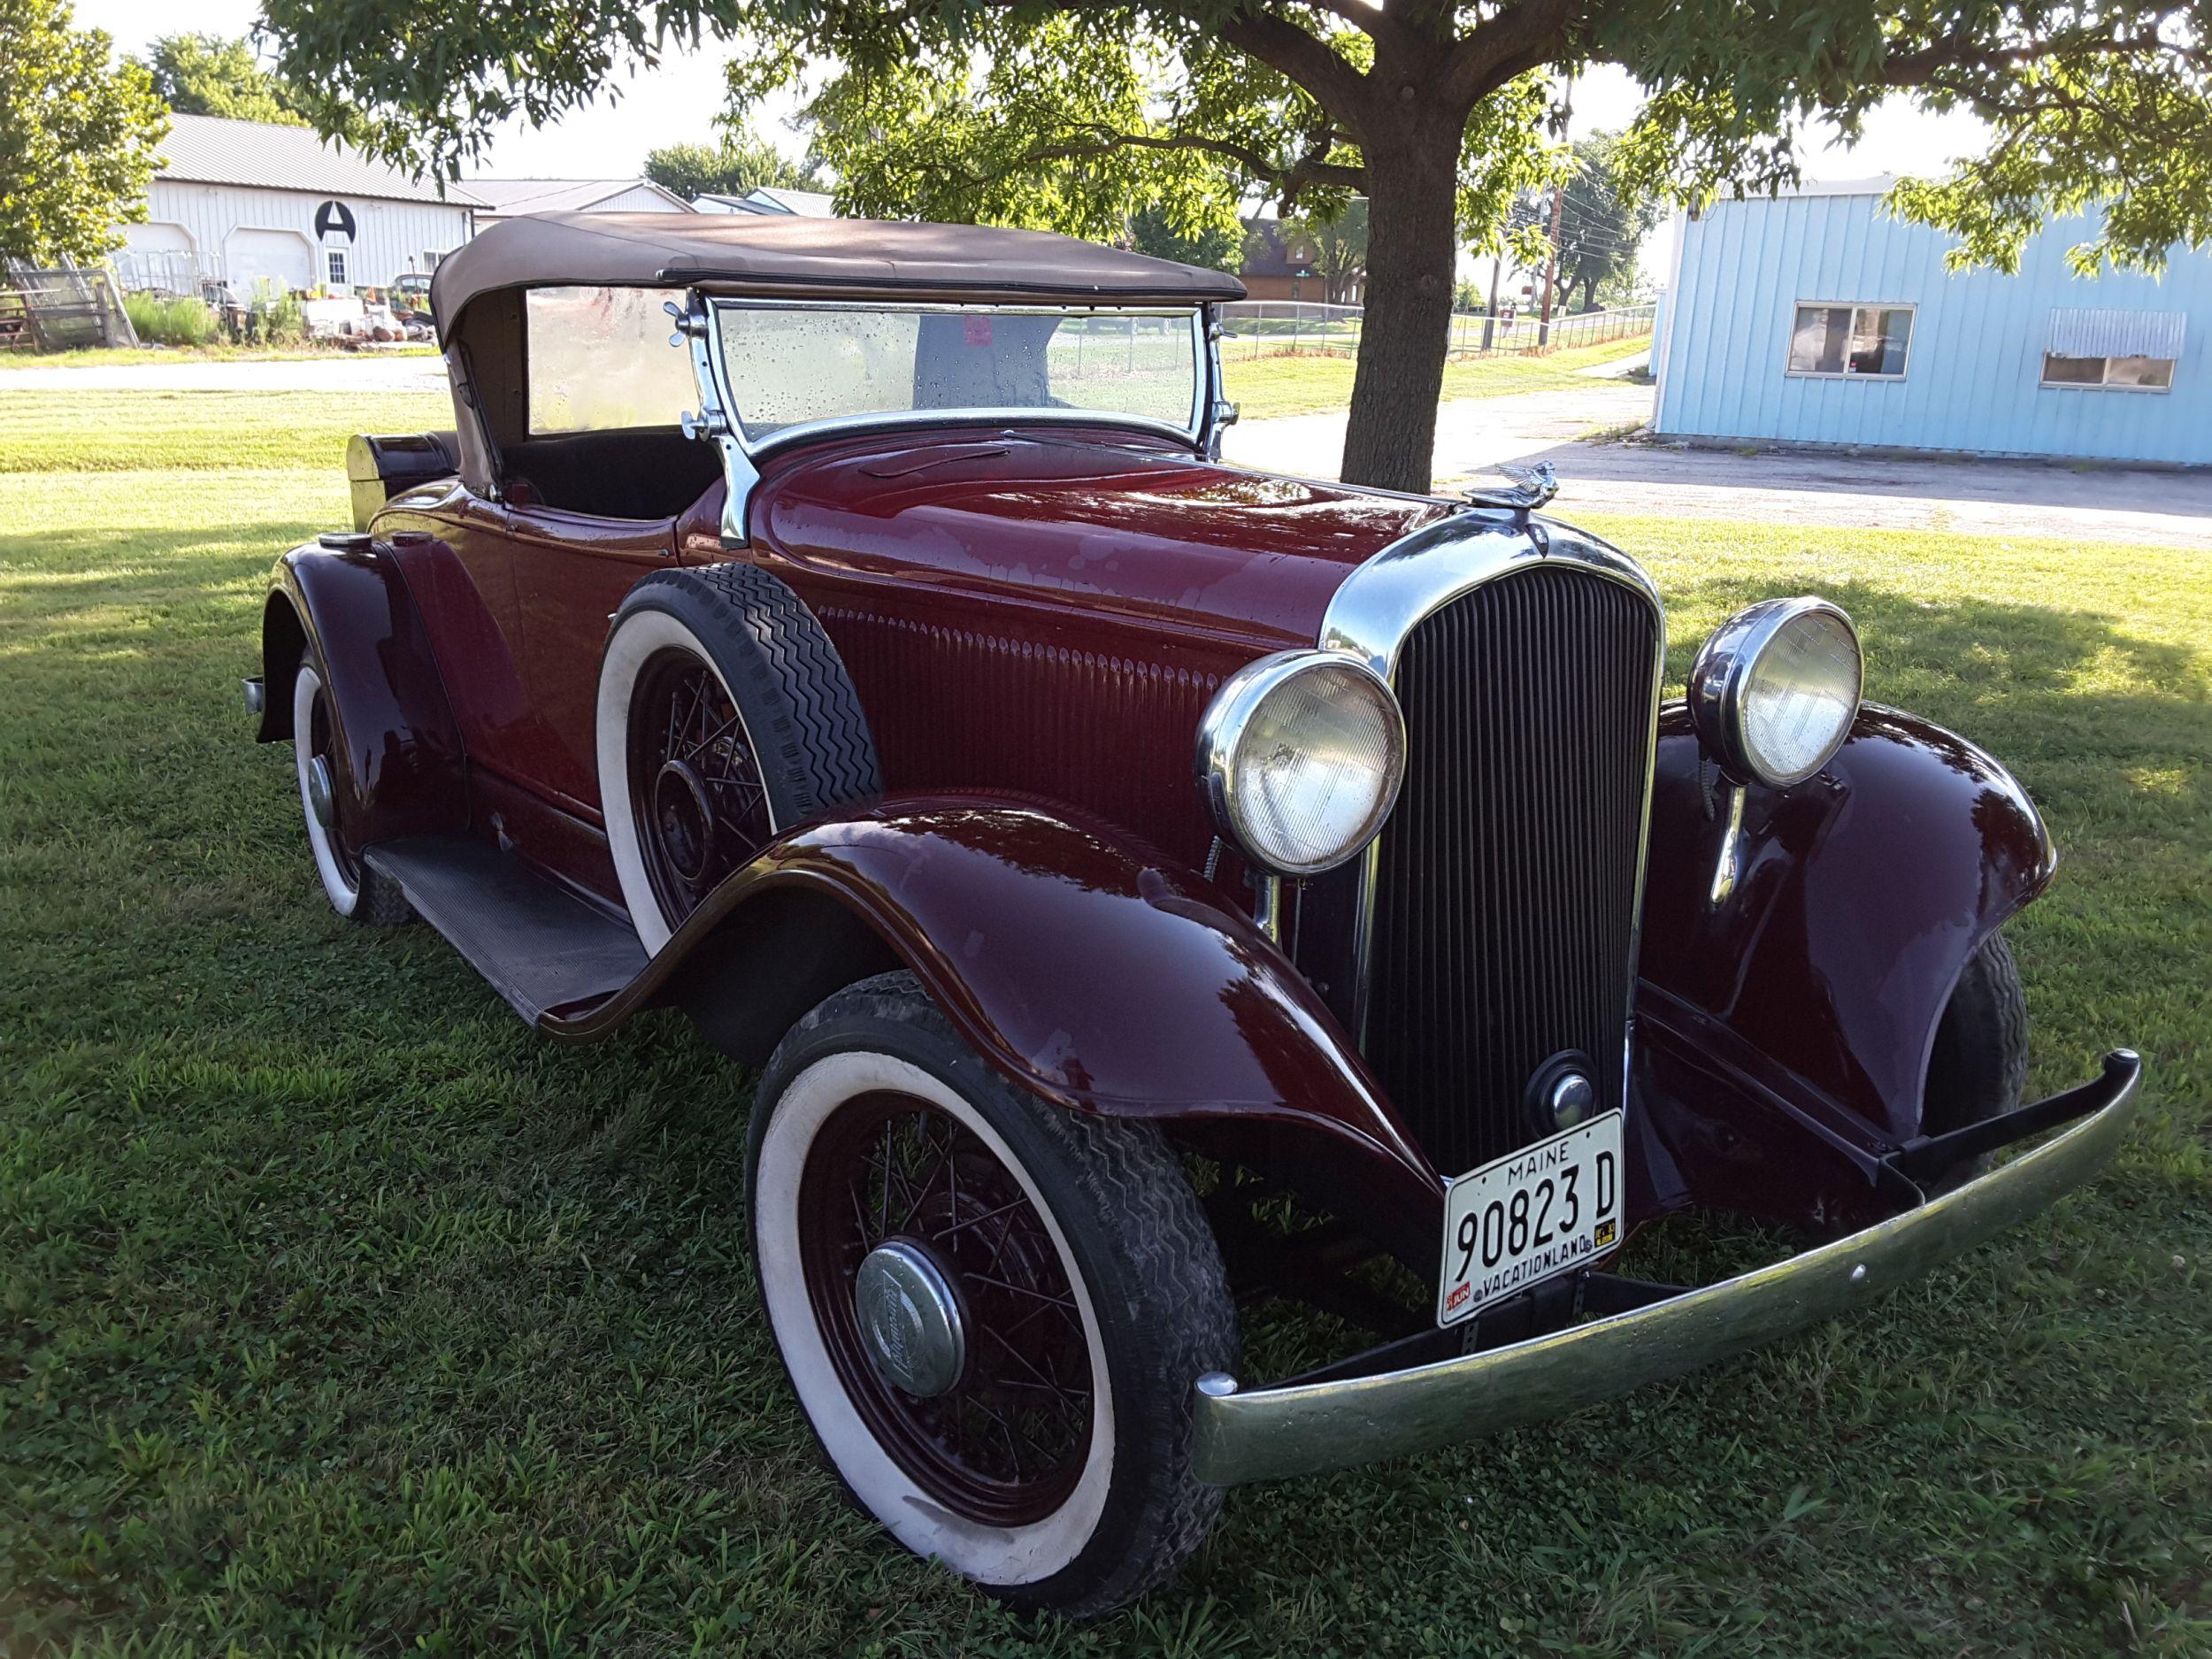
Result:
[744, 430, 1461, 651]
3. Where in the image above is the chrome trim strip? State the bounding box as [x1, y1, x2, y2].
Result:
[1191, 1050, 2142, 1486]
[1317, 512, 1668, 1048]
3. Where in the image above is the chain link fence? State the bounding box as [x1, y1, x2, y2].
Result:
[1220, 299, 1655, 362]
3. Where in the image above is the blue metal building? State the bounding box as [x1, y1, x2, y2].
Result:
[1652, 179, 2212, 465]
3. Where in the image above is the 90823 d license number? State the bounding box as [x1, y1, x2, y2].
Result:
[1436, 1111, 1623, 1327]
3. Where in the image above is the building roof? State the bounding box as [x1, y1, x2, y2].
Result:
[463, 177, 695, 217]
[432, 211, 1247, 336]
[695, 187, 839, 217]
[1701, 174, 1898, 207]
[156, 113, 484, 207]
[1240, 217, 1320, 279]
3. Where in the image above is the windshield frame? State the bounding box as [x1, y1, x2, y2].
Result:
[698, 296, 1210, 458]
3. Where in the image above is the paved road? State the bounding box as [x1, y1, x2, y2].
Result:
[1223, 380, 1653, 482]
[13, 351, 2207, 547]
[1227, 375, 2212, 550]
[1524, 442, 2212, 550]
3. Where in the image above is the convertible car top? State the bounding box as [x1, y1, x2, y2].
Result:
[429, 211, 1250, 335]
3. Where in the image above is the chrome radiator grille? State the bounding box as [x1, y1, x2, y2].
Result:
[1361, 564, 1662, 1178]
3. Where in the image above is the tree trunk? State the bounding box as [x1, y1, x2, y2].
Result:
[1339, 126, 1462, 495]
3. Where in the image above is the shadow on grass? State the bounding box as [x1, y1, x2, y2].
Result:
[5, 525, 2208, 1650]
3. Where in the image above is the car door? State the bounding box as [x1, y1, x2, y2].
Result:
[377, 494, 554, 794]
[496, 503, 680, 814]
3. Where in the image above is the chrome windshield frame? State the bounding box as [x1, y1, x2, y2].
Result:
[698, 294, 1205, 491]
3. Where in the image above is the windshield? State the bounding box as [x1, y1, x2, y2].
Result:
[704, 301, 1205, 445]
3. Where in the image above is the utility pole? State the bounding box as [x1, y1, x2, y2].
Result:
[1481, 253, 1502, 351]
[1538, 179, 1564, 348]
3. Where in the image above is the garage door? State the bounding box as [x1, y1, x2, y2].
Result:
[126, 222, 194, 254]
[224, 228, 314, 295]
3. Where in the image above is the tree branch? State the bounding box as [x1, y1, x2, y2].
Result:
[1020, 120, 1367, 195]
[1211, 5, 1374, 130]
[1438, 0, 1573, 110]
[1880, 27, 2195, 89]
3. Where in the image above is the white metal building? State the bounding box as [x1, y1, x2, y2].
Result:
[120, 114, 480, 296]
[465, 179, 695, 223]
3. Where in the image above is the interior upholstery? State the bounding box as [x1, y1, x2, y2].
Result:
[499, 427, 722, 521]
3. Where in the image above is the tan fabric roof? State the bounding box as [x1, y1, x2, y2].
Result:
[431, 211, 1244, 334]
[157, 113, 485, 208]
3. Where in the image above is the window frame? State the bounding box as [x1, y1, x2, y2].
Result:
[700, 296, 1211, 461]
[2038, 351, 2177, 393]
[325, 248, 349, 289]
[1783, 300, 1916, 382]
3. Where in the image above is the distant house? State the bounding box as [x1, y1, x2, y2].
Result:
[1238, 218, 1327, 303]
[1653, 178, 2212, 465]
[119, 113, 481, 296]
[693, 188, 838, 217]
[465, 178, 696, 223]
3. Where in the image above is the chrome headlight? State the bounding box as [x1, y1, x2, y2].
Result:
[1688, 597, 1863, 787]
[1196, 649, 1407, 876]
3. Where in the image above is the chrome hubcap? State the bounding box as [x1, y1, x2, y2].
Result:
[854, 1240, 966, 1398]
[650, 759, 716, 884]
[1548, 1070, 1595, 1129]
[305, 754, 337, 829]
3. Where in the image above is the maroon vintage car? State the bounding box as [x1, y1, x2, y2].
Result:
[247, 213, 2139, 1613]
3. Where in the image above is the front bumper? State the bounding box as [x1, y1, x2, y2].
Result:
[1192, 1049, 2141, 1486]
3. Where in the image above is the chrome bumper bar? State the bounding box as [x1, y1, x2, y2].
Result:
[1192, 1050, 2141, 1486]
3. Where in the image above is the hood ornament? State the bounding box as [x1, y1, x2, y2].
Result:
[1461, 461, 1558, 511]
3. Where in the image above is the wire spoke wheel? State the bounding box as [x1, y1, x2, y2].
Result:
[797, 1089, 1095, 1525]
[625, 647, 772, 929]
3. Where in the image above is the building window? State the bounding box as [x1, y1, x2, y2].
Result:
[2042, 308, 2183, 391]
[326, 249, 349, 288]
[2041, 353, 2176, 389]
[1787, 303, 1913, 378]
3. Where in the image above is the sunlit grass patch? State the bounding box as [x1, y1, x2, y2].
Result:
[1, 396, 2205, 1655]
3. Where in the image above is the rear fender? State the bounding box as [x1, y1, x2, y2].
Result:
[1639, 703, 2056, 1167]
[552, 795, 1445, 1256]
[260, 541, 469, 847]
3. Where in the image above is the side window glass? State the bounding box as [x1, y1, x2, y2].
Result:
[526, 287, 697, 434]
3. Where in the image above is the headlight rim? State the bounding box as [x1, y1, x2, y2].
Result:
[1195, 648, 1408, 879]
[1688, 595, 1863, 789]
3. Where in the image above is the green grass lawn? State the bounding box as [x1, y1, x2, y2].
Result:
[0, 343, 442, 371]
[1225, 334, 1651, 419]
[0, 388, 2204, 1656]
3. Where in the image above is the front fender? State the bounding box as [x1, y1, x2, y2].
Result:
[1639, 702, 2056, 1158]
[262, 540, 468, 848]
[549, 795, 1443, 1245]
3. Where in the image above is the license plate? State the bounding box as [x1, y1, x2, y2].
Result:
[1437, 1111, 1624, 1327]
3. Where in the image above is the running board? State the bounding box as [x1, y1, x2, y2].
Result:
[364, 835, 647, 1025]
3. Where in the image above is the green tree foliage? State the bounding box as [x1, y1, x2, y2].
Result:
[257, 0, 2212, 493]
[0, 0, 167, 265]
[141, 34, 307, 126]
[1282, 198, 1370, 303]
[1552, 133, 1663, 313]
[642, 128, 828, 201]
[1129, 203, 1242, 272]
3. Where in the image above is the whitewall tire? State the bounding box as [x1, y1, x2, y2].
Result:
[747, 972, 1238, 1614]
